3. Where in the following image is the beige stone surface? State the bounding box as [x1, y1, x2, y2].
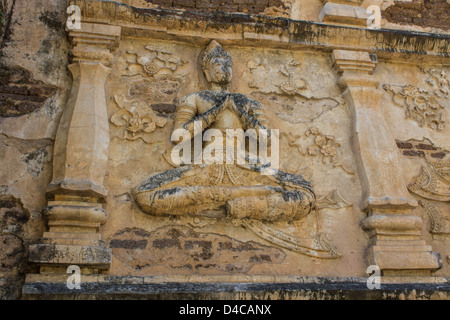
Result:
[0, 0, 449, 299]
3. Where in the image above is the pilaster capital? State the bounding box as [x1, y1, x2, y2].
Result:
[68, 22, 121, 66]
[332, 50, 379, 89]
[332, 50, 378, 74]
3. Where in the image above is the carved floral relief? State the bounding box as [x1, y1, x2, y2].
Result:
[110, 95, 168, 143]
[281, 127, 354, 175]
[124, 45, 189, 79]
[383, 67, 449, 132]
[246, 59, 307, 95]
[127, 41, 343, 260]
[403, 142, 450, 236]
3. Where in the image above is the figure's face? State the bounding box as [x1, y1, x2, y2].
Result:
[207, 57, 232, 86]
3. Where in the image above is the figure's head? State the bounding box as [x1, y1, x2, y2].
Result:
[201, 41, 233, 88]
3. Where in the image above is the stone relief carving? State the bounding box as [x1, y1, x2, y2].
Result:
[278, 60, 307, 95]
[407, 154, 450, 236]
[316, 189, 352, 210]
[409, 158, 450, 202]
[120, 44, 189, 109]
[246, 59, 307, 95]
[305, 127, 340, 164]
[132, 41, 340, 259]
[383, 68, 449, 131]
[134, 41, 315, 222]
[422, 67, 449, 100]
[239, 220, 341, 259]
[418, 200, 449, 235]
[244, 57, 343, 125]
[110, 95, 167, 143]
[124, 45, 188, 79]
[109, 226, 286, 273]
[281, 128, 355, 175]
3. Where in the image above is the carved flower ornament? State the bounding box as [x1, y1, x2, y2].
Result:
[383, 81, 446, 132]
[305, 127, 340, 164]
[111, 96, 167, 142]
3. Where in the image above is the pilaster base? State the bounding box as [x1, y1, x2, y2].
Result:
[367, 244, 442, 275]
[21, 277, 450, 300]
[363, 211, 442, 276]
[29, 244, 111, 270]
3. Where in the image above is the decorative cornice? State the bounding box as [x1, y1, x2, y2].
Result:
[69, 0, 450, 62]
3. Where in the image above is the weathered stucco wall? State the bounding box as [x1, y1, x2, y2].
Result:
[0, 0, 71, 299]
[0, 0, 449, 299]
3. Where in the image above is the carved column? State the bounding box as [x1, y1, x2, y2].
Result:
[29, 23, 121, 272]
[332, 50, 441, 277]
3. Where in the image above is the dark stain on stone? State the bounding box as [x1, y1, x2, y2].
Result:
[0, 65, 57, 117]
[218, 241, 259, 252]
[3, 210, 29, 224]
[184, 240, 212, 250]
[166, 227, 188, 239]
[25, 149, 48, 162]
[151, 103, 177, 114]
[0, 234, 25, 271]
[185, 240, 213, 260]
[273, 170, 313, 191]
[152, 238, 182, 249]
[0, 200, 16, 209]
[194, 263, 216, 270]
[0, 195, 30, 231]
[23, 149, 48, 176]
[39, 11, 65, 32]
[403, 150, 425, 157]
[416, 143, 437, 150]
[133, 229, 151, 238]
[110, 226, 286, 272]
[225, 264, 244, 272]
[249, 255, 272, 263]
[38, 39, 52, 55]
[396, 141, 413, 149]
[109, 239, 148, 250]
[431, 152, 447, 159]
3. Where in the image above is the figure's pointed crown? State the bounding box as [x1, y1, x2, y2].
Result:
[201, 40, 233, 72]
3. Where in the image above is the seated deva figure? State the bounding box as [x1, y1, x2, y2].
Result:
[134, 41, 315, 222]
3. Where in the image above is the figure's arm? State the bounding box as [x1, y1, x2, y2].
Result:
[248, 100, 270, 131]
[174, 94, 198, 132]
[240, 100, 273, 149]
[175, 94, 221, 139]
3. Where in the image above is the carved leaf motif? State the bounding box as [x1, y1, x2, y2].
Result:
[279, 65, 290, 77]
[305, 128, 340, 164]
[383, 80, 447, 131]
[308, 145, 319, 156]
[111, 95, 167, 142]
[408, 159, 450, 202]
[317, 190, 352, 209]
[110, 109, 132, 127]
[241, 219, 341, 259]
[125, 46, 188, 79]
[419, 200, 444, 234]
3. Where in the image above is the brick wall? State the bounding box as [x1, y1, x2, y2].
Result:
[146, 0, 286, 15]
[396, 139, 448, 159]
[383, 0, 450, 29]
[0, 65, 57, 117]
